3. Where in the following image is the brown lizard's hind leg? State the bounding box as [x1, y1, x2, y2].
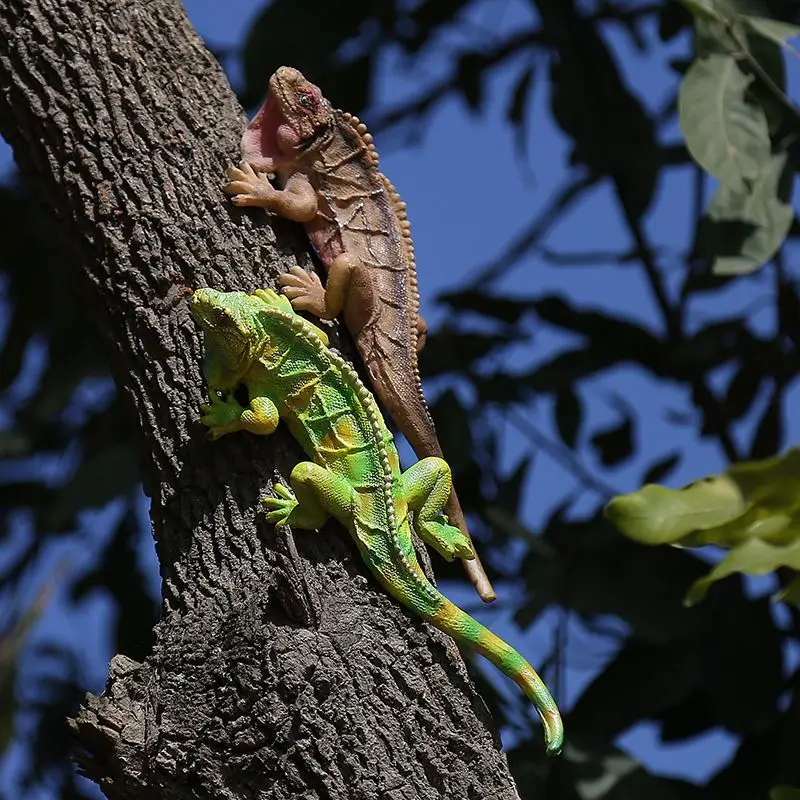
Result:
[279, 252, 358, 320]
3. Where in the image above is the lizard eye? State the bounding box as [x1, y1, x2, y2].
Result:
[213, 307, 232, 326]
[298, 94, 314, 109]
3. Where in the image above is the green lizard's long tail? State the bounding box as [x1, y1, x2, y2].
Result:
[428, 597, 564, 755]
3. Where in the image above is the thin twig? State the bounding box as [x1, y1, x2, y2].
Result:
[467, 176, 596, 287]
[507, 410, 618, 499]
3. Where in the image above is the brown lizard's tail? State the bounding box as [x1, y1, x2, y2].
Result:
[366, 351, 497, 603]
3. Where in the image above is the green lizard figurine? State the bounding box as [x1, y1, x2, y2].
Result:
[190, 286, 564, 755]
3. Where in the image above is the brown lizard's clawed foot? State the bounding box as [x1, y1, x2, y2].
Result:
[225, 163, 277, 207]
[279, 266, 329, 317]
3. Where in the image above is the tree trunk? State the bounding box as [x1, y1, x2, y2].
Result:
[0, 0, 523, 797]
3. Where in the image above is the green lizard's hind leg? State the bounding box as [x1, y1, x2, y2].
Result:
[264, 461, 356, 530]
[399, 458, 475, 562]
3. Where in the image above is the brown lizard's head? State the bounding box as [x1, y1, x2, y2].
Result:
[241, 66, 332, 172]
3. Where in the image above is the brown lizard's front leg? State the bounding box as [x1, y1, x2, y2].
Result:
[225, 164, 318, 223]
[278, 253, 358, 319]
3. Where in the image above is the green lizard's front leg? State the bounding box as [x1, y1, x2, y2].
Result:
[263, 461, 356, 531]
[399, 458, 475, 562]
[200, 388, 279, 440]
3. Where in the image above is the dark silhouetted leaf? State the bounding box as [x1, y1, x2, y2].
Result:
[524, 348, 623, 392]
[751, 389, 783, 459]
[642, 452, 682, 485]
[591, 417, 633, 466]
[507, 64, 535, 157]
[533, 296, 660, 355]
[420, 324, 524, 379]
[438, 290, 533, 325]
[549, 14, 659, 219]
[778, 280, 800, 348]
[659, 688, 716, 741]
[570, 638, 696, 738]
[659, 2, 693, 41]
[555, 388, 582, 448]
[703, 596, 783, 734]
[723, 362, 765, 422]
[457, 52, 484, 111]
[241, 1, 380, 111]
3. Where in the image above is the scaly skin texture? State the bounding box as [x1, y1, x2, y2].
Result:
[190, 286, 564, 755]
[224, 66, 496, 603]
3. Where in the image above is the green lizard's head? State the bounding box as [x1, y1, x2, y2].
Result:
[242, 66, 333, 171]
[191, 288, 268, 369]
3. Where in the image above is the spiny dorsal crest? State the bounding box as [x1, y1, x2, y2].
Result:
[341, 110, 380, 167]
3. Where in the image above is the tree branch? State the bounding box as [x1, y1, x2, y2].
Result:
[0, 1, 522, 796]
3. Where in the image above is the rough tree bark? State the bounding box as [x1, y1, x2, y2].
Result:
[0, 0, 525, 798]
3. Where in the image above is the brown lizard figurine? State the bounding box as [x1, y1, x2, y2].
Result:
[225, 66, 496, 603]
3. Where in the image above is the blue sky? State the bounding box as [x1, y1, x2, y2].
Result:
[1, 0, 798, 796]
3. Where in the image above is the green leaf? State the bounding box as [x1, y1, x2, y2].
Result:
[687, 538, 800, 604]
[679, 52, 770, 192]
[706, 152, 794, 275]
[777, 576, 800, 606]
[678, 0, 721, 21]
[605, 476, 745, 546]
[606, 448, 800, 602]
[771, 789, 800, 800]
[744, 16, 800, 50]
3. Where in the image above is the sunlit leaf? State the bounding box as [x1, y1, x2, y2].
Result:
[606, 448, 800, 602]
[744, 16, 800, 50]
[679, 52, 770, 192]
[705, 152, 794, 275]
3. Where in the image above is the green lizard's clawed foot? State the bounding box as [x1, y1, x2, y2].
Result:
[263, 484, 299, 525]
[200, 392, 245, 439]
[418, 516, 475, 562]
[200, 392, 280, 439]
[399, 457, 474, 562]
